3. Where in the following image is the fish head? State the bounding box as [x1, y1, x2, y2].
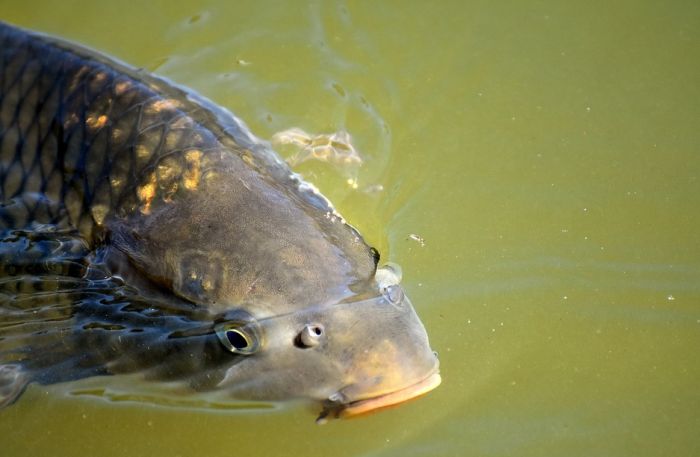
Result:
[107, 155, 440, 417]
[215, 264, 440, 420]
[110, 162, 379, 314]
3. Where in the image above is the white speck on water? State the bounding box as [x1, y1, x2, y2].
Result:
[467, 319, 471, 324]
[667, 295, 675, 301]
[583, 207, 588, 212]
[363, 183, 384, 193]
[563, 296, 568, 300]
[561, 228, 569, 233]
[407, 233, 426, 247]
[586, 106, 591, 112]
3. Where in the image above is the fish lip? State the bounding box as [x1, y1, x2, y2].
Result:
[341, 370, 442, 417]
[316, 367, 441, 424]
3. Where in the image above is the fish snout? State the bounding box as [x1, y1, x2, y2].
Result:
[318, 357, 441, 423]
[318, 307, 440, 423]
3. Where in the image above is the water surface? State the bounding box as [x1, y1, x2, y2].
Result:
[1, 1, 699, 456]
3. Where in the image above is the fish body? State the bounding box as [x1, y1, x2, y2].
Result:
[0, 22, 439, 420]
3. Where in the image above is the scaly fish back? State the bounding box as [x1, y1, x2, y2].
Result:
[0, 21, 323, 243]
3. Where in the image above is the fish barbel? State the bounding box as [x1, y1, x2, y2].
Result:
[0, 21, 440, 421]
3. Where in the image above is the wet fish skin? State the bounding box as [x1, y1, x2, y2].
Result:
[0, 21, 440, 416]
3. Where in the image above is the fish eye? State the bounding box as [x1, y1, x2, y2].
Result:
[294, 324, 325, 349]
[215, 325, 258, 355]
[226, 329, 249, 350]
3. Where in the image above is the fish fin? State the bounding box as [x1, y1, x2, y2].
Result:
[107, 221, 151, 270]
[0, 364, 30, 409]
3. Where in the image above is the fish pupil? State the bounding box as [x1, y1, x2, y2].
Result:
[226, 330, 249, 350]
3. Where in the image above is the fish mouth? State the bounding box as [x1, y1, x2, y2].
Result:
[316, 370, 441, 424]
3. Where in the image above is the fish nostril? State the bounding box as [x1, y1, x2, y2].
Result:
[294, 323, 324, 349]
[304, 324, 323, 341]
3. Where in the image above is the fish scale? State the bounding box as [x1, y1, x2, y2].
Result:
[0, 22, 240, 239]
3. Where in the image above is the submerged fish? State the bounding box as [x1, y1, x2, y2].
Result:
[0, 21, 440, 421]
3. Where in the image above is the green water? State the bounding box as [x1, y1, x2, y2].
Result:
[2, 1, 699, 456]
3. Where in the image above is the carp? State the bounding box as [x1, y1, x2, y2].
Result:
[0, 21, 440, 422]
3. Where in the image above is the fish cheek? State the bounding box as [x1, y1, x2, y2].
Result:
[216, 319, 345, 400]
[292, 322, 353, 394]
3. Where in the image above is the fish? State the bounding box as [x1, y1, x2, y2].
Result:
[0, 21, 440, 422]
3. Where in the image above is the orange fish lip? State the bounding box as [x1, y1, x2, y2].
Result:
[337, 370, 442, 419]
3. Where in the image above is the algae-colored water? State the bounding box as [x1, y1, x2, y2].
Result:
[1, 1, 699, 456]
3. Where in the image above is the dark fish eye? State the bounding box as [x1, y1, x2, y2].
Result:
[226, 329, 249, 350]
[215, 324, 258, 355]
[294, 323, 324, 349]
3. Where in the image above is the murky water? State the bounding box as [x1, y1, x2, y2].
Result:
[2, 1, 699, 456]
